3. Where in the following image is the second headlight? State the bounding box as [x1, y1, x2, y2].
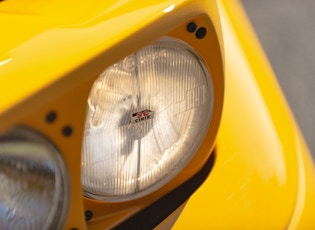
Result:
[0, 127, 69, 229]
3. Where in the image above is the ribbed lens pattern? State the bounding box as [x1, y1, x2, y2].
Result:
[82, 38, 213, 200]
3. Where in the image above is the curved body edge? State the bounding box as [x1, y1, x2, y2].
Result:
[173, 0, 315, 229]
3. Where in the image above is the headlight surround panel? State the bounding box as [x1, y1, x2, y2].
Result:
[0, 5, 224, 227]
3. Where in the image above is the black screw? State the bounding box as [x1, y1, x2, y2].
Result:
[85, 210, 93, 221]
[46, 111, 57, 123]
[187, 22, 197, 33]
[62, 125, 73, 137]
[195, 27, 207, 39]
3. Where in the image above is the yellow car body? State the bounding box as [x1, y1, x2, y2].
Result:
[0, 0, 314, 229]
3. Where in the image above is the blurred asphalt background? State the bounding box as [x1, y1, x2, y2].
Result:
[242, 0, 315, 160]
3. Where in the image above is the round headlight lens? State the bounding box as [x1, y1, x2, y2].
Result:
[82, 37, 213, 201]
[0, 128, 69, 229]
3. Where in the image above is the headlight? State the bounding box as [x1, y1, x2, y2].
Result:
[0, 127, 70, 229]
[82, 37, 214, 201]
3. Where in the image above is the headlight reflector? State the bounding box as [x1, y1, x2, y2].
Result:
[0, 128, 69, 229]
[82, 37, 213, 201]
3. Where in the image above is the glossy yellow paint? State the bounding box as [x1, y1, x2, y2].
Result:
[1, 0, 314, 229]
[0, 0, 224, 229]
[174, 0, 315, 229]
[0, 0, 222, 133]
